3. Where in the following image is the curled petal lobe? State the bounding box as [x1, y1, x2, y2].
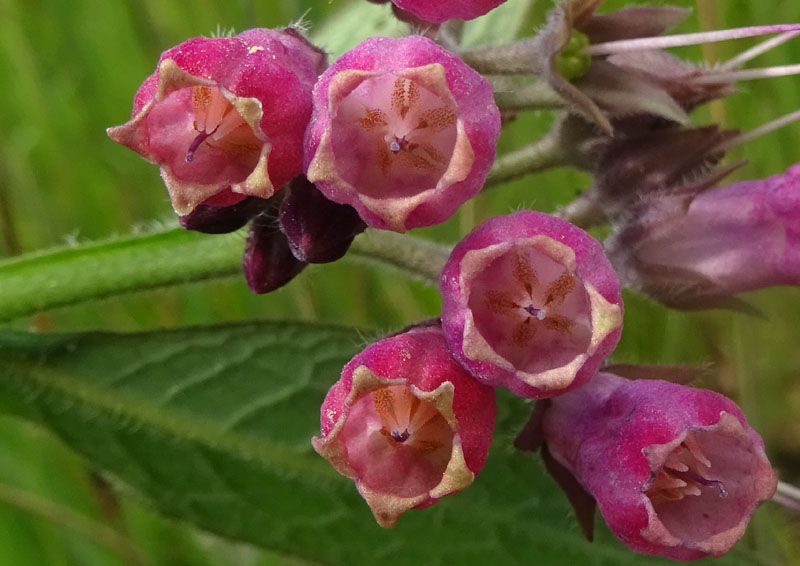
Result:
[305, 36, 499, 232]
[440, 211, 623, 398]
[542, 372, 777, 560]
[313, 325, 496, 527]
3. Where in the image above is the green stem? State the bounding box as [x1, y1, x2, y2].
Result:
[493, 80, 564, 113]
[483, 131, 568, 189]
[0, 227, 450, 322]
[349, 230, 451, 285]
[0, 229, 244, 322]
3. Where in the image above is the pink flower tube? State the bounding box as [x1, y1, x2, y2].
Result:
[391, 0, 507, 23]
[440, 211, 623, 398]
[108, 28, 325, 215]
[304, 36, 500, 232]
[608, 162, 800, 309]
[542, 372, 777, 560]
[313, 325, 496, 527]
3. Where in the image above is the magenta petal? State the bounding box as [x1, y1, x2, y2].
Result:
[313, 325, 496, 527]
[304, 36, 499, 232]
[440, 211, 623, 398]
[391, 0, 507, 23]
[542, 372, 777, 560]
[108, 28, 325, 215]
[609, 162, 800, 307]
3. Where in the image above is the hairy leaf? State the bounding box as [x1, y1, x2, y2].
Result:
[0, 322, 766, 565]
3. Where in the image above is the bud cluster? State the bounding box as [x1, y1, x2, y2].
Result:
[105, 0, 799, 561]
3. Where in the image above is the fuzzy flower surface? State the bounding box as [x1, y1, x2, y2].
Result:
[542, 372, 777, 560]
[312, 325, 496, 527]
[440, 211, 623, 398]
[391, 0, 507, 23]
[304, 36, 500, 232]
[607, 162, 800, 310]
[108, 28, 325, 215]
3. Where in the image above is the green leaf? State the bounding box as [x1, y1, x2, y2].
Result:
[0, 322, 769, 565]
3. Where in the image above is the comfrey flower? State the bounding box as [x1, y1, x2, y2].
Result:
[440, 211, 623, 398]
[540, 371, 777, 560]
[388, 0, 507, 24]
[304, 36, 500, 232]
[313, 324, 496, 527]
[108, 28, 325, 215]
[607, 161, 800, 311]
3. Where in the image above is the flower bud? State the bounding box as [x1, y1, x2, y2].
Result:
[313, 325, 496, 527]
[542, 372, 777, 560]
[279, 176, 366, 263]
[179, 194, 268, 234]
[390, 0, 507, 23]
[108, 28, 326, 215]
[304, 36, 500, 232]
[242, 211, 306, 294]
[607, 162, 800, 310]
[440, 211, 623, 398]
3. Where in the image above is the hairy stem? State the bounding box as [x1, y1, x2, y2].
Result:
[494, 80, 564, 112]
[484, 131, 568, 189]
[349, 230, 451, 285]
[460, 36, 546, 75]
[0, 227, 451, 322]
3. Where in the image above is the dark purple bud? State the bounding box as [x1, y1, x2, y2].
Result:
[179, 196, 269, 234]
[243, 214, 306, 294]
[279, 177, 366, 263]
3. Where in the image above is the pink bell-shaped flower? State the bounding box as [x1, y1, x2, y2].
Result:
[312, 324, 496, 527]
[440, 211, 623, 398]
[541, 371, 777, 560]
[607, 162, 800, 310]
[108, 28, 326, 215]
[304, 36, 500, 232]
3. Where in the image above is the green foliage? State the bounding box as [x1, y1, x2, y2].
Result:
[0, 0, 798, 564]
[0, 323, 765, 565]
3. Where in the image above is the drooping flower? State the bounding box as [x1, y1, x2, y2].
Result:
[242, 204, 306, 294]
[279, 176, 366, 264]
[313, 324, 496, 527]
[606, 161, 800, 311]
[304, 36, 500, 232]
[440, 211, 623, 398]
[178, 195, 268, 234]
[108, 28, 326, 215]
[389, 0, 507, 24]
[541, 371, 777, 560]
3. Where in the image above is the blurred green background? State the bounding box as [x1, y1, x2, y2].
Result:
[0, 0, 799, 564]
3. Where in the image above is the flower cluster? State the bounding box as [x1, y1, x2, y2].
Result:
[107, 0, 798, 561]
